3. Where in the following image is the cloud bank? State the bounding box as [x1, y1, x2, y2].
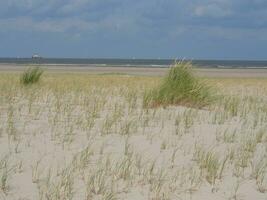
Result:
[0, 0, 267, 59]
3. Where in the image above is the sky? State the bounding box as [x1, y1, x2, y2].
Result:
[0, 0, 267, 60]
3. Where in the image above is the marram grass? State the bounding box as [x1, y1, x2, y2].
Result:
[20, 67, 43, 85]
[0, 73, 267, 199]
[143, 61, 214, 108]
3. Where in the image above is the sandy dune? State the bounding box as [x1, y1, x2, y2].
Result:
[0, 72, 267, 200]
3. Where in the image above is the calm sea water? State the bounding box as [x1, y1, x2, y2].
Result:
[1, 58, 267, 68]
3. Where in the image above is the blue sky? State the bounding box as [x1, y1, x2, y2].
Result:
[0, 0, 267, 59]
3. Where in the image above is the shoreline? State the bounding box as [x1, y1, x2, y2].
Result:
[1, 63, 267, 78]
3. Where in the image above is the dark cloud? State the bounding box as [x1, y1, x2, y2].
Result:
[1, 0, 267, 30]
[0, 0, 267, 59]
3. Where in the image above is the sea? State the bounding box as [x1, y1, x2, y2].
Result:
[1, 58, 267, 69]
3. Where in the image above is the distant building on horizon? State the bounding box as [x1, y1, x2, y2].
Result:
[32, 54, 42, 59]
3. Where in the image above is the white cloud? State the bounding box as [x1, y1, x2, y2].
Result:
[57, 0, 91, 14]
[0, 0, 267, 36]
[0, 17, 93, 33]
[194, 4, 232, 18]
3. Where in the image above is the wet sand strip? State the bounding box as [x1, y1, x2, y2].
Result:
[1, 64, 267, 78]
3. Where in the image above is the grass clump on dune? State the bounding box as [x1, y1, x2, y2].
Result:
[144, 61, 214, 108]
[20, 67, 44, 85]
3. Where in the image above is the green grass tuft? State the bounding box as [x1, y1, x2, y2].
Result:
[20, 67, 44, 85]
[143, 61, 214, 108]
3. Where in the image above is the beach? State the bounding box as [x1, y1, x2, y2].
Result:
[2, 0, 267, 199]
[0, 65, 267, 200]
[1, 63, 267, 78]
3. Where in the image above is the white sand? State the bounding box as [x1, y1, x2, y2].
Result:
[2, 63, 267, 77]
[0, 75, 267, 200]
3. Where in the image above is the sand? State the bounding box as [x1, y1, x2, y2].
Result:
[0, 71, 267, 200]
[1, 63, 267, 77]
